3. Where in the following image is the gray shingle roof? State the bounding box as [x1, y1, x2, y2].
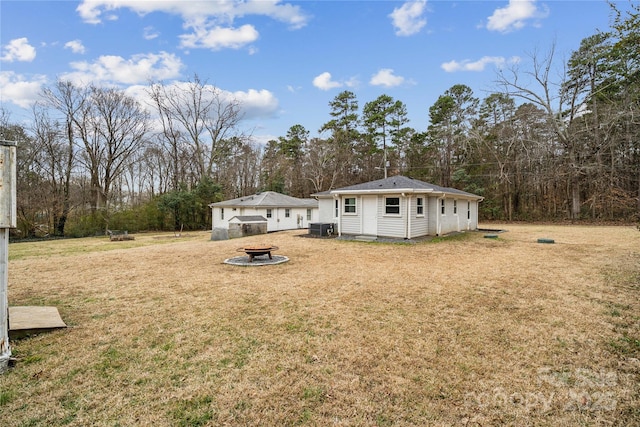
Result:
[229, 215, 267, 222]
[321, 176, 482, 199]
[210, 191, 318, 208]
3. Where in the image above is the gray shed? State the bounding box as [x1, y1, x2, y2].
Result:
[228, 215, 268, 239]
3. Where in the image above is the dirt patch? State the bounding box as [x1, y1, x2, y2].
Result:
[2, 225, 638, 425]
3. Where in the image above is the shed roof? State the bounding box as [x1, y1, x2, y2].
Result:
[313, 176, 483, 200]
[210, 191, 318, 208]
[229, 215, 267, 223]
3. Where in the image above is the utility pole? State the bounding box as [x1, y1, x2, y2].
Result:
[383, 145, 388, 179]
[0, 138, 17, 374]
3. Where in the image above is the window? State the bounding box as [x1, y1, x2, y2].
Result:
[335, 199, 339, 217]
[266, 209, 272, 218]
[385, 197, 400, 215]
[221, 208, 224, 220]
[453, 200, 458, 215]
[416, 197, 424, 216]
[285, 208, 290, 218]
[467, 201, 471, 220]
[344, 197, 356, 214]
[306, 208, 311, 220]
[440, 199, 445, 215]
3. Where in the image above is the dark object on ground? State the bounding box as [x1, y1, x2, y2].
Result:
[107, 230, 135, 241]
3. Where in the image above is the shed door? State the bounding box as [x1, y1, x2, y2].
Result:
[362, 196, 378, 236]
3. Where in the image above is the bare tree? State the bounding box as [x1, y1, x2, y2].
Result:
[496, 44, 585, 219]
[30, 104, 76, 235]
[39, 80, 87, 234]
[147, 75, 244, 185]
[70, 86, 149, 229]
[223, 138, 261, 196]
[305, 137, 339, 193]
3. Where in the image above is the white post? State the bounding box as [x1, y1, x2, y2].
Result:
[0, 139, 17, 374]
[0, 228, 10, 373]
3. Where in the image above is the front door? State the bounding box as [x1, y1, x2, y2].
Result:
[361, 196, 378, 236]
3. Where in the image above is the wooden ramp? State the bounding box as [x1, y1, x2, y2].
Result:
[9, 306, 67, 339]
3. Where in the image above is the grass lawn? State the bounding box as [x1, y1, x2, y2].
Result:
[1, 224, 639, 426]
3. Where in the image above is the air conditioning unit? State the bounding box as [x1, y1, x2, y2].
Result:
[309, 223, 334, 237]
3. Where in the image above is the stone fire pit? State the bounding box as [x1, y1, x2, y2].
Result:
[224, 245, 288, 266]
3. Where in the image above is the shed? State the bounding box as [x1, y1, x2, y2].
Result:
[228, 215, 268, 239]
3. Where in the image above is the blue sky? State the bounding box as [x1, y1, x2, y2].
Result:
[0, 1, 630, 144]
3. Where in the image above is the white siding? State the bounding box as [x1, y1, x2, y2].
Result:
[409, 196, 428, 238]
[465, 200, 479, 230]
[265, 207, 316, 231]
[320, 191, 480, 238]
[439, 199, 455, 234]
[427, 197, 440, 236]
[212, 206, 318, 232]
[317, 198, 335, 223]
[377, 194, 406, 238]
[341, 215, 360, 234]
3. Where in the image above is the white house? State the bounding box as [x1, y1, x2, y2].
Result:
[209, 191, 318, 234]
[313, 175, 483, 239]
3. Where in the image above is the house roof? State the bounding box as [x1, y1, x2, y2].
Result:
[209, 191, 318, 208]
[313, 176, 483, 200]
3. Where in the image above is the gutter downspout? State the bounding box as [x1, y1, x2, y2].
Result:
[334, 194, 341, 237]
[436, 196, 442, 236]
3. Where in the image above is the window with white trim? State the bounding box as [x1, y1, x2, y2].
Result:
[285, 208, 290, 218]
[335, 199, 339, 217]
[453, 200, 458, 215]
[416, 197, 424, 216]
[344, 197, 356, 214]
[467, 201, 471, 220]
[221, 208, 224, 220]
[266, 209, 272, 218]
[440, 199, 445, 215]
[385, 197, 400, 215]
[306, 208, 311, 220]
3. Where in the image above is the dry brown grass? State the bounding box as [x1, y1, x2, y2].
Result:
[1, 224, 639, 426]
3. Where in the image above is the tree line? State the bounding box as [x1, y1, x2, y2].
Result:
[1, 2, 638, 238]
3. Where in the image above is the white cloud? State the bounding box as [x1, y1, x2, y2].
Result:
[0, 71, 47, 108]
[232, 88, 279, 120]
[370, 69, 405, 87]
[441, 56, 520, 72]
[390, 0, 427, 36]
[143, 26, 159, 40]
[77, 0, 308, 27]
[1, 38, 36, 62]
[486, 0, 549, 33]
[180, 24, 259, 50]
[344, 77, 359, 88]
[126, 82, 279, 132]
[64, 40, 86, 54]
[312, 72, 343, 91]
[76, 0, 308, 51]
[60, 51, 184, 85]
